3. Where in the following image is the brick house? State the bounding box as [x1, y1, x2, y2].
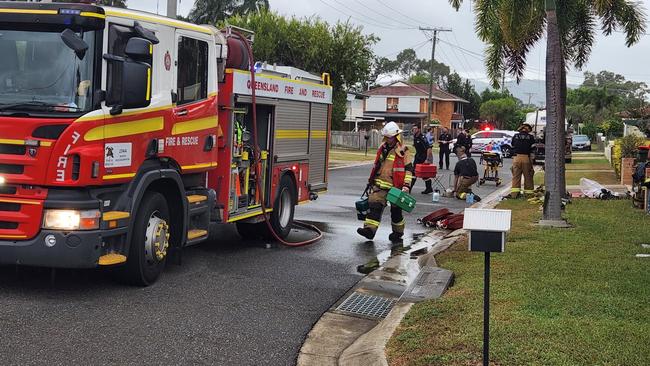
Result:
[362, 82, 468, 132]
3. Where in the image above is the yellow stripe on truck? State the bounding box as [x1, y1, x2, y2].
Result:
[172, 116, 218, 135]
[84, 117, 164, 142]
[102, 173, 136, 180]
[0, 9, 57, 15]
[310, 130, 327, 139]
[275, 130, 309, 139]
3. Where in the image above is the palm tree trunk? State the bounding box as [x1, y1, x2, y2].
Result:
[542, 0, 565, 222]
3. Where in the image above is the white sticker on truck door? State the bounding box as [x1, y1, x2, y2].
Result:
[105, 143, 132, 168]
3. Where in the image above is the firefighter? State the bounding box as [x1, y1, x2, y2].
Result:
[412, 125, 433, 194]
[510, 123, 536, 198]
[453, 146, 480, 200]
[357, 121, 413, 241]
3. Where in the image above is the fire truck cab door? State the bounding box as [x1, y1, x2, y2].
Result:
[172, 30, 218, 168]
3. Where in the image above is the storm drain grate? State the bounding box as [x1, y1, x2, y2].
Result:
[336, 292, 396, 319]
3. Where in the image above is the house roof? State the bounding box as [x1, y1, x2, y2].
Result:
[363, 82, 469, 103]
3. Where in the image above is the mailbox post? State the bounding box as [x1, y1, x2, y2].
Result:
[463, 208, 512, 366]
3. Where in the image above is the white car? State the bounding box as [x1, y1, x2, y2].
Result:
[452, 130, 517, 158]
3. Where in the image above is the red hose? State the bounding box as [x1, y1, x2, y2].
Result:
[231, 30, 322, 247]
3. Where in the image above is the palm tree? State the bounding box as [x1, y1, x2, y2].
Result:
[188, 0, 269, 25]
[449, 0, 645, 224]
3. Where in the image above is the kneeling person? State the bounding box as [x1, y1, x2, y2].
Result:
[357, 121, 413, 241]
[453, 146, 479, 200]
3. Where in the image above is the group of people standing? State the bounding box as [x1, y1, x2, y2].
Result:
[357, 121, 536, 242]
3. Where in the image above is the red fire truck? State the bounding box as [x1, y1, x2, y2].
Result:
[0, 3, 332, 285]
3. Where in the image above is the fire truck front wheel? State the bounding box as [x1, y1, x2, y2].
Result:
[267, 175, 296, 239]
[119, 191, 170, 286]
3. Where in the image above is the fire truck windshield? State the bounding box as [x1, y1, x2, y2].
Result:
[0, 29, 95, 114]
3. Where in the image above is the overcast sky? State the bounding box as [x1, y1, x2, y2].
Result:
[127, 0, 650, 86]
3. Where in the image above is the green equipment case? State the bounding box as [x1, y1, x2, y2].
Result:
[387, 187, 416, 212]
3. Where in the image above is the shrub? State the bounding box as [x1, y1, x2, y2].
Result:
[619, 134, 646, 158]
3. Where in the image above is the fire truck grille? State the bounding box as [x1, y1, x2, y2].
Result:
[335, 292, 396, 319]
[0, 202, 20, 212]
[0, 221, 19, 230]
[0, 164, 24, 175]
[0, 144, 26, 155]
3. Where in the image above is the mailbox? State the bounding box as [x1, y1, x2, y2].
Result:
[463, 208, 512, 253]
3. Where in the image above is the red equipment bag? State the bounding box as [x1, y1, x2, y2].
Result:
[417, 208, 452, 228]
[415, 164, 437, 179]
[438, 214, 464, 230]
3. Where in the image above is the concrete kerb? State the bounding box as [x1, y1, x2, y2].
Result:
[297, 182, 513, 366]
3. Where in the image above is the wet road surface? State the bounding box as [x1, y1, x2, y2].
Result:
[0, 156, 511, 366]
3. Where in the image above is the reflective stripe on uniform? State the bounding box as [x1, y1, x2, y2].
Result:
[364, 218, 380, 227]
[523, 190, 535, 194]
[393, 167, 405, 172]
[386, 155, 395, 161]
[459, 192, 467, 199]
[511, 188, 521, 193]
[375, 179, 393, 189]
[392, 219, 405, 226]
[404, 172, 413, 180]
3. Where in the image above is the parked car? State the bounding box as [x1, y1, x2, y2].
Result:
[467, 130, 517, 157]
[572, 134, 591, 151]
[533, 135, 573, 164]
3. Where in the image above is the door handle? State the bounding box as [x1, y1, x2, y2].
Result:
[175, 109, 188, 116]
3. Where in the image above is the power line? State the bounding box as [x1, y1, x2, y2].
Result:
[351, 0, 418, 29]
[378, 39, 430, 58]
[420, 27, 452, 129]
[317, 0, 412, 30]
[374, 0, 433, 27]
[441, 33, 480, 81]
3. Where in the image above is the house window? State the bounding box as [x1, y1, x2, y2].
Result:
[454, 102, 463, 114]
[387, 97, 399, 112]
[419, 99, 437, 114]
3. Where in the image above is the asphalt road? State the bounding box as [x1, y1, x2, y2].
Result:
[0, 155, 511, 366]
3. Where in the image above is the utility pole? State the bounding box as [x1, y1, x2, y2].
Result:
[167, 0, 177, 19]
[524, 92, 536, 107]
[419, 27, 451, 132]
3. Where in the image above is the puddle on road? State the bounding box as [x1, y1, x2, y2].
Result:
[355, 230, 447, 276]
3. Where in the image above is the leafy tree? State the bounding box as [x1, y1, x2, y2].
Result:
[480, 97, 520, 130]
[226, 11, 377, 129]
[449, 0, 646, 223]
[445, 73, 481, 121]
[189, 0, 269, 25]
[369, 56, 397, 87]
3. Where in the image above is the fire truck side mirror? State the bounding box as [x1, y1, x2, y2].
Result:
[104, 37, 153, 115]
[121, 60, 151, 110]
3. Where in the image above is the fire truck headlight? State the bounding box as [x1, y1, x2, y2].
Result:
[0, 176, 5, 185]
[43, 209, 100, 231]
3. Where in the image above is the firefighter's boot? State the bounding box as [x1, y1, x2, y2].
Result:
[389, 207, 405, 242]
[421, 179, 433, 194]
[357, 227, 376, 240]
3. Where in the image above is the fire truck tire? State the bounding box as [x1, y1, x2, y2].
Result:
[265, 175, 296, 240]
[235, 222, 263, 240]
[119, 191, 170, 286]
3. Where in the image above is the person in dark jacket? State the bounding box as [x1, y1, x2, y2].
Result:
[438, 127, 452, 170]
[411, 126, 433, 194]
[453, 146, 479, 200]
[510, 123, 536, 198]
[454, 129, 473, 158]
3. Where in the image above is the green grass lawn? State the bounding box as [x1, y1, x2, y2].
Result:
[329, 149, 376, 163]
[535, 170, 619, 185]
[567, 159, 614, 171]
[387, 199, 650, 366]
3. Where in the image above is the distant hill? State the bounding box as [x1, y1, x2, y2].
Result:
[470, 79, 580, 107]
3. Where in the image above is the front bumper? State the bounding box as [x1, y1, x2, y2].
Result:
[0, 228, 126, 269]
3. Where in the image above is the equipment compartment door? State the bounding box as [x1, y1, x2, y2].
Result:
[308, 103, 329, 190]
